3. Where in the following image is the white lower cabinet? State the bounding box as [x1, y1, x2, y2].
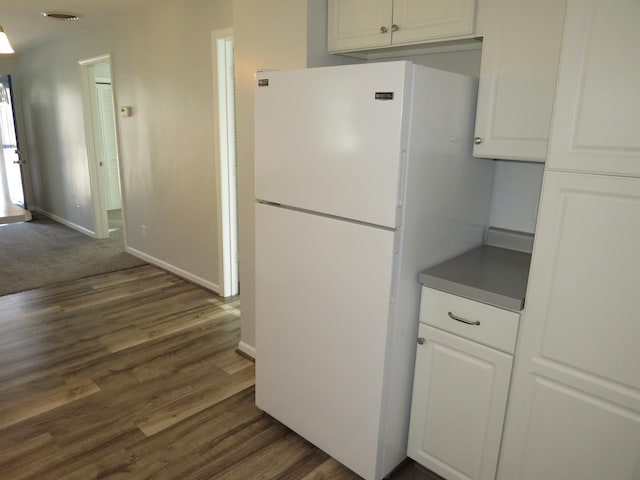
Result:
[408, 288, 519, 480]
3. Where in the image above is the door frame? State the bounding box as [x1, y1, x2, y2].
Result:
[0, 74, 31, 210]
[212, 29, 239, 298]
[79, 54, 124, 240]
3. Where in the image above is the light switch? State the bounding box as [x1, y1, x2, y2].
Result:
[119, 106, 132, 117]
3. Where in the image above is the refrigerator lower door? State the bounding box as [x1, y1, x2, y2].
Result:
[255, 203, 397, 480]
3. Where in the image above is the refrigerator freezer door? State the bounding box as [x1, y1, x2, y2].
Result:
[255, 62, 411, 229]
[255, 203, 397, 480]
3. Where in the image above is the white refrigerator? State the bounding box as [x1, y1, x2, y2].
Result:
[254, 61, 493, 480]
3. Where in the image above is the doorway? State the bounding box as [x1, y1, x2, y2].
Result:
[213, 30, 239, 298]
[79, 55, 124, 240]
[0, 75, 31, 224]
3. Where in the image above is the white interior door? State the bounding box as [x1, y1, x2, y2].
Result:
[80, 55, 125, 239]
[95, 83, 121, 210]
[255, 62, 411, 228]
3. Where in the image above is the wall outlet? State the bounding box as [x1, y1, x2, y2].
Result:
[141, 225, 148, 238]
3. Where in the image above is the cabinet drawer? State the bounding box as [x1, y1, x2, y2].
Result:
[419, 287, 520, 353]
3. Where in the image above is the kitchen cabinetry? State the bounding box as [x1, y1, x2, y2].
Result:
[328, 0, 477, 53]
[408, 287, 519, 480]
[497, 171, 640, 480]
[546, 1, 640, 176]
[496, 2, 640, 479]
[473, 0, 566, 161]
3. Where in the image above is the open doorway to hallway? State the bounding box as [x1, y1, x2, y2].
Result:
[213, 30, 239, 298]
[79, 55, 124, 240]
[0, 74, 31, 224]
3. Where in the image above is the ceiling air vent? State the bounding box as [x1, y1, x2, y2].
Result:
[41, 12, 81, 21]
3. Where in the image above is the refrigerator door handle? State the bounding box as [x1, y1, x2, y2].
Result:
[397, 151, 407, 208]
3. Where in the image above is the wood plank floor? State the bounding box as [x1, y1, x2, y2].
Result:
[0, 265, 442, 480]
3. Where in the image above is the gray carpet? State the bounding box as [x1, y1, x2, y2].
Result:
[0, 214, 146, 296]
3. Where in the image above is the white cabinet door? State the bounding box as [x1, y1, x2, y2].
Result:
[546, 1, 640, 176]
[408, 324, 513, 480]
[95, 83, 121, 210]
[497, 171, 640, 480]
[473, 0, 566, 161]
[328, 0, 393, 51]
[391, 0, 476, 44]
[328, 0, 476, 53]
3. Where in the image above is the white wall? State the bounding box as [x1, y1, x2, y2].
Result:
[488, 161, 544, 234]
[233, 0, 360, 356]
[378, 48, 482, 77]
[17, 0, 233, 290]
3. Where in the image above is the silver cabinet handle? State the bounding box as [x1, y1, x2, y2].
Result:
[417, 337, 425, 345]
[474, 137, 483, 145]
[448, 311, 480, 326]
[380, 26, 388, 33]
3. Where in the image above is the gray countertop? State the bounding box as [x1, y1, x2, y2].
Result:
[419, 230, 533, 311]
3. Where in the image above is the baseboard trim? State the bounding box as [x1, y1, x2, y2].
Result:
[237, 341, 256, 360]
[125, 246, 222, 295]
[33, 207, 96, 238]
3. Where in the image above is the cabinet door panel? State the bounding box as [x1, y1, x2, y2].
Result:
[408, 325, 512, 480]
[392, 0, 475, 44]
[534, 175, 640, 390]
[328, 0, 392, 51]
[498, 172, 640, 479]
[547, 0, 640, 176]
[523, 172, 640, 399]
[473, 0, 566, 161]
[508, 377, 640, 480]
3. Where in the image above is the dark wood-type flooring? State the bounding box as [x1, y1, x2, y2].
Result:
[0, 265, 442, 479]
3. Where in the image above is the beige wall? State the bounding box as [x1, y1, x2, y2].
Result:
[17, 0, 233, 290]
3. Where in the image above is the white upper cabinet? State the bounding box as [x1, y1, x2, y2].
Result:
[473, 0, 566, 162]
[328, 0, 393, 52]
[328, 0, 477, 53]
[391, 0, 476, 44]
[546, 1, 640, 176]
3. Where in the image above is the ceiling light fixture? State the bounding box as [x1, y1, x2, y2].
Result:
[41, 12, 81, 21]
[0, 26, 14, 54]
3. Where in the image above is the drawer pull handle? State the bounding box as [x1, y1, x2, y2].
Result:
[448, 311, 480, 326]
